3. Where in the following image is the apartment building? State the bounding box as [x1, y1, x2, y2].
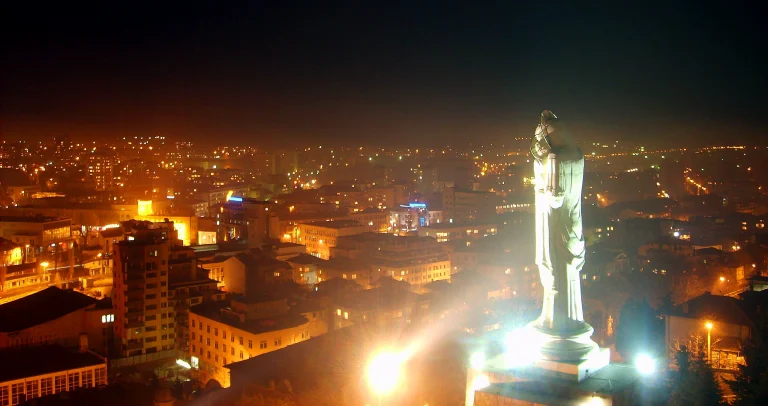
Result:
[371, 236, 452, 289]
[200, 253, 293, 295]
[0, 215, 74, 264]
[418, 222, 498, 243]
[188, 297, 311, 387]
[297, 220, 366, 259]
[441, 187, 499, 223]
[113, 229, 177, 357]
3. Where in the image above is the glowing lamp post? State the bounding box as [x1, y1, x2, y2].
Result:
[705, 321, 713, 362]
[367, 351, 403, 405]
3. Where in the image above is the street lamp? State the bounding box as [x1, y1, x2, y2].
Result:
[40, 261, 50, 283]
[705, 321, 713, 362]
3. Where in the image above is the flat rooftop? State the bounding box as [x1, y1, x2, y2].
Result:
[302, 220, 363, 229]
[0, 215, 68, 223]
[420, 221, 496, 230]
[169, 268, 220, 288]
[191, 301, 308, 336]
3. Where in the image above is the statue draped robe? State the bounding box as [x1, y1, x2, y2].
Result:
[532, 139, 587, 334]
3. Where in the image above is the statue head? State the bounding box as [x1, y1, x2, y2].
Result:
[535, 110, 558, 139]
[531, 110, 576, 160]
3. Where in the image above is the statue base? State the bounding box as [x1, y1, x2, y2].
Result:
[466, 358, 640, 406]
[465, 326, 623, 406]
[529, 322, 601, 364]
[532, 347, 610, 382]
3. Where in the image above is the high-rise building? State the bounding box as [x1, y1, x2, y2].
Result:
[87, 152, 114, 191]
[112, 222, 179, 357]
[441, 187, 499, 223]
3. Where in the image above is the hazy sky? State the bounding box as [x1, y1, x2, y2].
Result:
[2, 1, 765, 145]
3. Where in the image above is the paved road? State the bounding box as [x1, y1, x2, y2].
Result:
[724, 286, 749, 298]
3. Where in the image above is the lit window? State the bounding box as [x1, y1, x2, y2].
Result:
[344, 312, 349, 320]
[336, 309, 341, 316]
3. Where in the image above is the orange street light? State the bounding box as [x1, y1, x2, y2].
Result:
[367, 350, 404, 398]
[705, 321, 713, 362]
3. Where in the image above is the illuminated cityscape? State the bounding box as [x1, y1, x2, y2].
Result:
[1, 2, 767, 405]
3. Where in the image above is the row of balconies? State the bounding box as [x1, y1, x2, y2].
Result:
[126, 319, 144, 329]
[126, 340, 144, 350]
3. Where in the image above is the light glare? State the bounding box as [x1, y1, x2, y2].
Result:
[581, 396, 605, 405]
[472, 374, 490, 390]
[470, 352, 485, 369]
[635, 354, 656, 375]
[367, 351, 403, 395]
[504, 328, 542, 367]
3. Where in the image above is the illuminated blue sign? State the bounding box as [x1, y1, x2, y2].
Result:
[408, 202, 427, 208]
[228, 196, 243, 202]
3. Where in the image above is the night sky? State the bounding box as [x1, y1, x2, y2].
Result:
[2, 1, 765, 146]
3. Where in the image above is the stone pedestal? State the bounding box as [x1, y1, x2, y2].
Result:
[532, 347, 610, 382]
[527, 323, 601, 365]
[466, 351, 639, 406]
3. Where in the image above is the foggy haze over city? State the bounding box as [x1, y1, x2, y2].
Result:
[2, 2, 768, 406]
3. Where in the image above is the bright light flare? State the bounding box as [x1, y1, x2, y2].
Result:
[176, 359, 191, 369]
[367, 351, 403, 396]
[581, 396, 605, 405]
[635, 354, 656, 375]
[504, 328, 542, 368]
[471, 374, 490, 390]
[470, 351, 485, 369]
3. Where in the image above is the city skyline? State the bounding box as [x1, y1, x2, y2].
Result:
[3, 2, 766, 145]
[3, 3, 768, 405]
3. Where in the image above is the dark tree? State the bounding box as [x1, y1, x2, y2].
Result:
[669, 345, 724, 406]
[727, 315, 768, 405]
[615, 297, 663, 361]
[657, 293, 675, 316]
